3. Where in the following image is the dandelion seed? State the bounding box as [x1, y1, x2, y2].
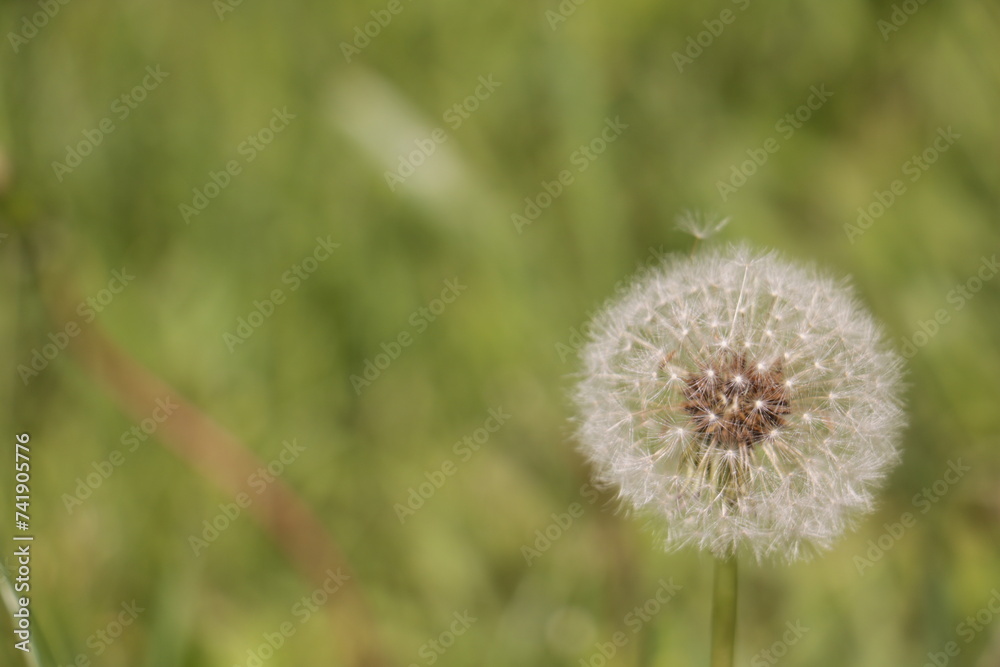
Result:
[573, 244, 906, 562]
[676, 211, 731, 240]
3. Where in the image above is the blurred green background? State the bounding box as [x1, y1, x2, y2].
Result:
[1, 0, 999, 665]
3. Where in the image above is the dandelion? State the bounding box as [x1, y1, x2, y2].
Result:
[572, 243, 905, 665]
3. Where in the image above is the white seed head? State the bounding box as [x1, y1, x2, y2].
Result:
[573, 244, 906, 563]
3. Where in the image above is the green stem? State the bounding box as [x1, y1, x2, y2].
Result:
[709, 556, 738, 667]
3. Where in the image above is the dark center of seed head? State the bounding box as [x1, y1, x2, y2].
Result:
[681, 353, 790, 450]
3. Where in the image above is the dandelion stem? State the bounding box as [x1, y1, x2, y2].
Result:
[709, 556, 737, 667]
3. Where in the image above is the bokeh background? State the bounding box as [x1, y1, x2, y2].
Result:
[1, 1, 999, 665]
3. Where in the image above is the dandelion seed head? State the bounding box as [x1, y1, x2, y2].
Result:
[573, 244, 906, 562]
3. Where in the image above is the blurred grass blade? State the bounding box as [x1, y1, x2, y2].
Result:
[29, 229, 391, 667]
[0, 554, 55, 667]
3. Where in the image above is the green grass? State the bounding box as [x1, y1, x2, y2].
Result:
[2, 0, 1000, 665]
